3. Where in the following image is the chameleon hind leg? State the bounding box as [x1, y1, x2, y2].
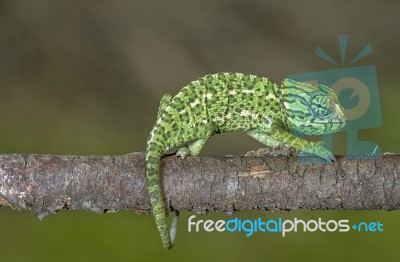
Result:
[175, 125, 215, 159]
[176, 138, 208, 158]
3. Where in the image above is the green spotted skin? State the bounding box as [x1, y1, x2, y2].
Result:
[145, 72, 346, 249]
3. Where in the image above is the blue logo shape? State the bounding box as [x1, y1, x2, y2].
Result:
[287, 35, 382, 163]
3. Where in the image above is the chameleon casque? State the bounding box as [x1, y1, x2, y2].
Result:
[145, 72, 346, 249]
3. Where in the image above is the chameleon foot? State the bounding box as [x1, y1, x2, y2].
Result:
[176, 146, 191, 159]
[310, 142, 335, 162]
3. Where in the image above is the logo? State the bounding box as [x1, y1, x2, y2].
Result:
[188, 215, 384, 237]
[287, 35, 382, 163]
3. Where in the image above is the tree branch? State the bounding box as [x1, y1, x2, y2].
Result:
[0, 151, 398, 219]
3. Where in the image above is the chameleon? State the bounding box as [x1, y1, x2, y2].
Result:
[145, 72, 346, 249]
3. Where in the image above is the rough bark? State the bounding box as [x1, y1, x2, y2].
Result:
[0, 151, 398, 219]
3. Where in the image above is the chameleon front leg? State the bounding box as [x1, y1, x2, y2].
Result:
[247, 128, 334, 162]
[271, 129, 334, 162]
[247, 130, 283, 149]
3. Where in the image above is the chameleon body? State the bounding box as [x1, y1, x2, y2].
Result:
[145, 72, 346, 249]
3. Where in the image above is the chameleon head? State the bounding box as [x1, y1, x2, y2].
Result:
[281, 79, 346, 136]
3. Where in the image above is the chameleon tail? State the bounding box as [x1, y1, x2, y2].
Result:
[145, 142, 178, 250]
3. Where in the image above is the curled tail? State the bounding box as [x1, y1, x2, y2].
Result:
[145, 137, 179, 250]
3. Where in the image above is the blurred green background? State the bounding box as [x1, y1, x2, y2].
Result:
[0, 0, 399, 261]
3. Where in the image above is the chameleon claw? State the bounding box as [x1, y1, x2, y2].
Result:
[320, 152, 335, 163]
[320, 152, 336, 163]
[176, 147, 191, 159]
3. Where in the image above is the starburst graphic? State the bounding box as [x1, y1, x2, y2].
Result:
[314, 35, 373, 66]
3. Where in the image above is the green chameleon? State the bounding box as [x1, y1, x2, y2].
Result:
[145, 72, 346, 249]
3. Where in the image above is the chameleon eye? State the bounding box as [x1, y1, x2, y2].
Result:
[310, 95, 331, 117]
